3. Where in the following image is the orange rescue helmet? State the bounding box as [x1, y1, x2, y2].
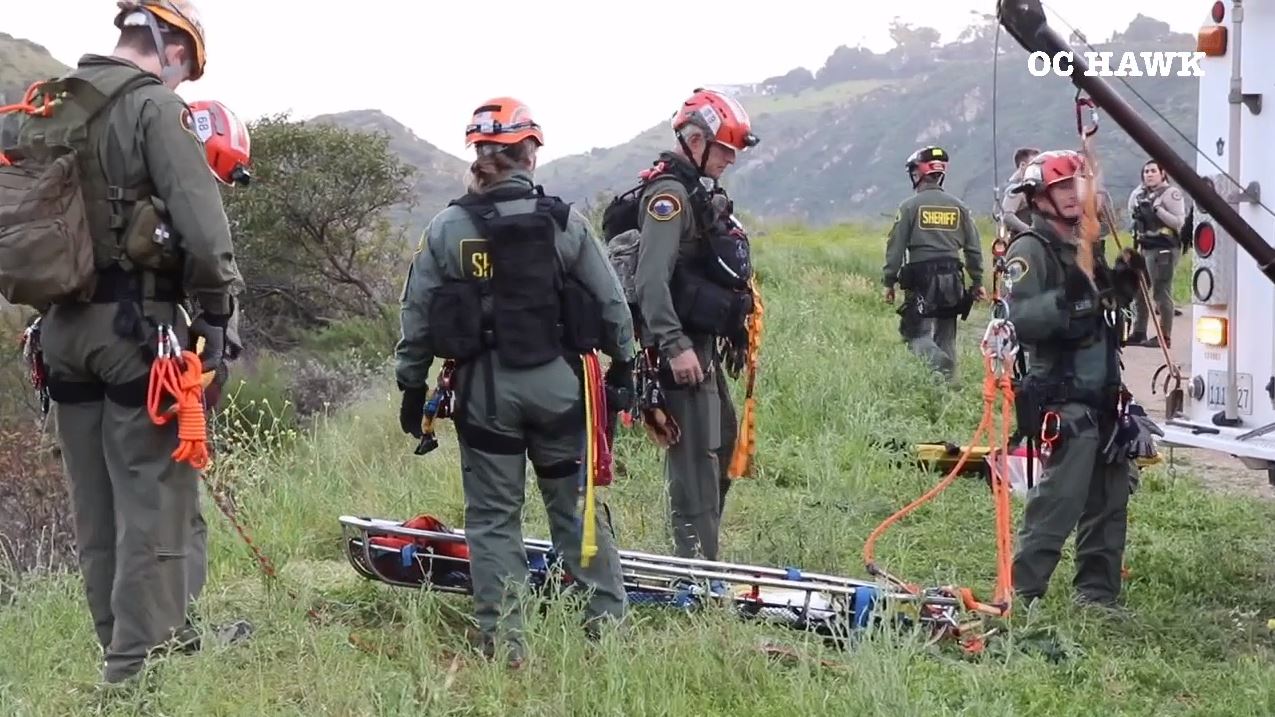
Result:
[672, 88, 759, 152]
[464, 97, 544, 148]
[188, 99, 251, 186]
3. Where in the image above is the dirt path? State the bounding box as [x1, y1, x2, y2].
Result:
[1121, 312, 1275, 500]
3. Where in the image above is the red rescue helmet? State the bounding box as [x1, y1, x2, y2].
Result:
[465, 96, 544, 148]
[672, 88, 759, 152]
[1011, 149, 1087, 196]
[188, 99, 250, 186]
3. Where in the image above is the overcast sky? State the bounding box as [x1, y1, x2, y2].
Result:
[5, 1, 1204, 163]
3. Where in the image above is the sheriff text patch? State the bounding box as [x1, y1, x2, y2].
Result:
[917, 205, 960, 231]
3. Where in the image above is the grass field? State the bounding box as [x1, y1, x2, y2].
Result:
[2, 226, 1273, 716]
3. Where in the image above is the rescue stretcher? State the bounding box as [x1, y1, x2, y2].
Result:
[339, 514, 971, 647]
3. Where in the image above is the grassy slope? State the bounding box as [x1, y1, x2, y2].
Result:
[2, 227, 1273, 716]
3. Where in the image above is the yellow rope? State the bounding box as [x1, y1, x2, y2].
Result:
[581, 352, 599, 567]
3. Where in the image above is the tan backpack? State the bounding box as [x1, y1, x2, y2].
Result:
[0, 73, 160, 309]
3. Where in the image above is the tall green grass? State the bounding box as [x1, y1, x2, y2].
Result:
[1, 226, 1272, 716]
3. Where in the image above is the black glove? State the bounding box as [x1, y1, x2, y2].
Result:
[604, 359, 636, 414]
[189, 315, 227, 374]
[399, 385, 428, 438]
[1111, 249, 1148, 304]
[203, 362, 230, 410]
[1134, 199, 1155, 222]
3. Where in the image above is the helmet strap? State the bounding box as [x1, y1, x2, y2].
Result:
[676, 128, 711, 178]
[139, 10, 188, 84]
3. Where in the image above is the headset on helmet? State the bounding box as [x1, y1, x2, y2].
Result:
[906, 146, 948, 188]
[188, 99, 250, 186]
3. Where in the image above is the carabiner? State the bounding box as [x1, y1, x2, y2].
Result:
[1075, 93, 1099, 138]
[1041, 411, 1062, 450]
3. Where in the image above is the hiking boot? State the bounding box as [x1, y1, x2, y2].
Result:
[167, 619, 254, 655]
[1124, 331, 1146, 346]
[1139, 336, 1168, 349]
[470, 630, 526, 670]
[1073, 594, 1131, 619]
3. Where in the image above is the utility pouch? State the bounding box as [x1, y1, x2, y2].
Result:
[915, 259, 966, 319]
[1012, 375, 1048, 440]
[121, 198, 181, 271]
[428, 281, 485, 361]
[672, 269, 751, 337]
[0, 148, 96, 308]
[560, 276, 603, 353]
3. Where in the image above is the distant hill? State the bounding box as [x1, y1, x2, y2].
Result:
[0, 15, 1201, 228]
[537, 14, 1199, 225]
[309, 109, 469, 239]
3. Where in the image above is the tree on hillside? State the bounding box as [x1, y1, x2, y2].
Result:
[221, 113, 417, 349]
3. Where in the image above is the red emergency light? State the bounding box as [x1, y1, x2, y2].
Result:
[1212, 1, 1225, 23]
[1195, 222, 1216, 257]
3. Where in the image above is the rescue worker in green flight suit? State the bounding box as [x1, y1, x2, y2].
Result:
[1125, 159, 1188, 348]
[883, 146, 986, 382]
[1001, 149, 1160, 611]
[8, 0, 244, 684]
[631, 88, 760, 564]
[395, 97, 633, 667]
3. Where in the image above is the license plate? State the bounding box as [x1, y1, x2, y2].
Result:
[1206, 371, 1253, 415]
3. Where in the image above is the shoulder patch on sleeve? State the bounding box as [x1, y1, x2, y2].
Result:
[179, 107, 200, 141]
[646, 193, 682, 221]
[1004, 256, 1029, 284]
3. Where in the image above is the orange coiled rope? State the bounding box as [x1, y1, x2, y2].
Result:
[862, 319, 1019, 620]
[147, 328, 210, 470]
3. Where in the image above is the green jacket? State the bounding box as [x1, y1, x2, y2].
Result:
[1003, 215, 1120, 402]
[632, 152, 718, 363]
[883, 181, 983, 289]
[395, 171, 635, 389]
[20, 55, 244, 316]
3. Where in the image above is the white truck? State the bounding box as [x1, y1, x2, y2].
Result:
[999, 0, 1275, 484]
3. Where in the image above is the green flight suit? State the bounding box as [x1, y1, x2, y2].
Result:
[395, 170, 633, 662]
[1003, 215, 1136, 606]
[1128, 184, 1188, 343]
[632, 153, 741, 562]
[17, 55, 243, 684]
[883, 180, 984, 381]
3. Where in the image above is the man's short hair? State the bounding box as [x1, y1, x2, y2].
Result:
[1014, 147, 1040, 166]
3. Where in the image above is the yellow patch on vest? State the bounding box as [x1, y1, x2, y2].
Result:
[917, 205, 961, 231]
[460, 238, 491, 279]
[646, 193, 682, 221]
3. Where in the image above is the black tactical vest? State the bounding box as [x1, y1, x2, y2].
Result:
[430, 184, 601, 368]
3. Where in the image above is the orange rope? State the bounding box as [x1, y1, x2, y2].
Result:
[148, 348, 211, 470]
[0, 81, 59, 118]
[862, 331, 1018, 618]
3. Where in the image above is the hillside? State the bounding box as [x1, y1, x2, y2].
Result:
[538, 15, 1198, 224]
[309, 109, 469, 238]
